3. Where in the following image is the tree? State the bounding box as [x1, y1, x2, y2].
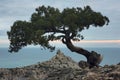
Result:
[7, 5, 109, 67]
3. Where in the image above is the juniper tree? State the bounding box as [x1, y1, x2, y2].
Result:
[7, 5, 109, 67]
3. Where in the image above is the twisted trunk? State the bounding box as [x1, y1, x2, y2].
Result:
[62, 38, 103, 68]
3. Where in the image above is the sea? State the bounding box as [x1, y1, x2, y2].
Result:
[0, 47, 120, 68]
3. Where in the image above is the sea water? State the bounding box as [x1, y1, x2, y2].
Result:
[0, 47, 120, 68]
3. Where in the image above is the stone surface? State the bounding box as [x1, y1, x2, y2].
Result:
[78, 60, 89, 69]
[39, 50, 81, 69]
[0, 50, 120, 80]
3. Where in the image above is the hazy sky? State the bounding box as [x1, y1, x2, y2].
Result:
[0, 0, 120, 47]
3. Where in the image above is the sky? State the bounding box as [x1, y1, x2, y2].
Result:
[0, 0, 120, 48]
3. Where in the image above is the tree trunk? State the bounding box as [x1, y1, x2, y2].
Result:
[63, 38, 103, 68]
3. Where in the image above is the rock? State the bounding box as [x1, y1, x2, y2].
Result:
[44, 68, 75, 80]
[85, 72, 100, 80]
[87, 51, 103, 68]
[108, 71, 120, 80]
[40, 50, 81, 69]
[78, 60, 89, 69]
[0, 50, 120, 80]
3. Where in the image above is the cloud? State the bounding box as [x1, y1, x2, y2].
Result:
[0, 30, 7, 36]
[50, 40, 120, 43]
[0, 0, 120, 41]
[77, 40, 120, 43]
[0, 0, 42, 35]
[1, 39, 120, 48]
[0, 38, 9, 48]
[50, 40, 120, 48]
[0, 39, 9, 44]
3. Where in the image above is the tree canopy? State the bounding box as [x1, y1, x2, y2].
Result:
[7, 5, 109, 52]
[7, 5, 110, 67]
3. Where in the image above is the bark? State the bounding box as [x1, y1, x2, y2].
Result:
[62, 38, 103, 68]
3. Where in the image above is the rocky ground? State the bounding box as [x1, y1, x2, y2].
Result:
[0, 50, 120, 80]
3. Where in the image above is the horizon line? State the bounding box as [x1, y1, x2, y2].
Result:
[0, 39, 120, 44]
[50, 40, 120, 43]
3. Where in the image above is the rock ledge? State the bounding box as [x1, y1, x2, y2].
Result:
[0, 50, 120, 80]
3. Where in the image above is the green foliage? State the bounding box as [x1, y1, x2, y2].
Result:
[7, 5, 109, 52]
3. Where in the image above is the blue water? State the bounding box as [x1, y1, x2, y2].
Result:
[0, 47, 120, 68]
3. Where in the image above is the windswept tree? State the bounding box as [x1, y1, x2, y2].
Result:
[7, 5, 109, 67]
